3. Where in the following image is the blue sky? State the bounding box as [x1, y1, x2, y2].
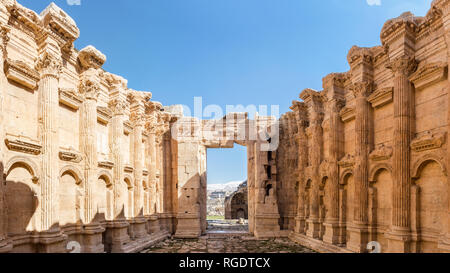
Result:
[21, 0, 432, 184]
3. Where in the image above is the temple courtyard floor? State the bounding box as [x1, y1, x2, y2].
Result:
[141, 220, 316, 253]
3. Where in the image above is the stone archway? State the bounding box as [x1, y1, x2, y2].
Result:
[173, 112, 282, 238]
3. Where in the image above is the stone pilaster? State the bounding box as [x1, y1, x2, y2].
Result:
[385, 56, 417, 252]
[104, 74, 131, 253]
[36, 48, 66, 252]
[432, 0, 450, 252]
[300, 89, 324, 239]
[78, 45, 106, 253]
[0, 22, 12, 253]
[129, 91, 150, 239]
[346, 81, 372, 252]
[291, 101, 308, 235]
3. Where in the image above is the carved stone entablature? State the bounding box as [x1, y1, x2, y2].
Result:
[97, 106, 112, 124]
[59, 149, 82, 163]
[4, 58, 40, 89]
[78, 45, 106, 70]
[40, 3, 80, 45]
[347, 46, 374, 68]
[322, 72, 348, 91]
[5, 136, 42, 155]
[124, 165, 134, 173]
[380, 12, 424, 46]
[8, 4, 42, 35]
[143, 169, 149, 176]
[338, 154, 355, 168]
[98, 161, 114, 170]
[411, 131, 446, 152]
[339, 106, 355, 123]
[369, 144, 393, 161]
[367, 87, 394, 108]
[124, 121, 133, 135]
[409, 62, 448, 91]
[59, 88, 83, 110]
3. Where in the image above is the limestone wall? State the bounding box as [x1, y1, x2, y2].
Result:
[287, 0, 450, 253]
[0, 1, 177, 253]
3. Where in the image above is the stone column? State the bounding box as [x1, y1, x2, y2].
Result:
[0, 22, 11, 253]
[433, 0, 450, 252]
[386, 56, 417, 252]
[36, 49, 66, 252]
[78, 46, 107, 253]
[129, 92, 149, 239]
[291, 101, 308, 235]
[300, 90, 324, 239]
[347, 81, 372, 252]
[145, 102, 161, 234]
[322, 97, 345, 245]
[104, 74, 131, 253]
[162, 114, 175, 233]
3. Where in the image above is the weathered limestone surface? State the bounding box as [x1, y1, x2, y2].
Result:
[288, 1, 450, 253]
[1, 0, 449, 254]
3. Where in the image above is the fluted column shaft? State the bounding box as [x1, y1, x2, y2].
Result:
[111, 106, 125, 219]
[390, 57, 415, 230]
[132, 122, 144, 217]
[295, 122, 308, 233]
[80, 98, 98, 223]
[148, 132, 157, 214]
[38, 55, 60, 232]
[327, 99, 342, 222]
[354, 88, 371, 225]
[0, 25, 8, 246]
[309, 118, 323, 220]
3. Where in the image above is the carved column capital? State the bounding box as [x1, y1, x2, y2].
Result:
[80, 71, 101, 101]
[350, 81, 374, 98]
[36, 52, 62, 78]
[131, 112, 146, 127]
[386, 56, 418, 77]
[0, 24, 10, 57]
[108, 98, 127, 116]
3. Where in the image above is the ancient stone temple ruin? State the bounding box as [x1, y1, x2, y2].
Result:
[0, 0, 449, 253]
[225, 181, 248, 220]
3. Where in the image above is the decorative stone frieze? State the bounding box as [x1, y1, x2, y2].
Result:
[4, 58, 40, 89]
[367, 87, 394, 108]
[411, 131, 446, 152]
[369, 144, 393, 161]
[409, 62, 448, 90]
[5, 137, 41, 155]
[59, 88, 83, 110]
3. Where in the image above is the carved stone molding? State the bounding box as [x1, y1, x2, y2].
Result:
[78, 45, 106, 70]
[98, 160, 114, 170]
[59, 149, 82, 163]
[367, 87, 394, 108]
[338, 154, 355, 168]
[4, 58, 40, 89]
[411, 131, 446, 152]
[124, 121, 133, 135]
[40, 3, 80, 41]
[124, 165, 134, 173]
[143, 169, 149, 176]
[59, 88, 83, 110]
[386, 55, 418, 76]
[5, 137, 42, 155]
[350, 81, 373, 98]
[409, 62, 448, 91]
[97, 106, 112, 124]
[36, 51, 62, 78]
[339, 106, 356, 123]
[369, 144, 393, 161]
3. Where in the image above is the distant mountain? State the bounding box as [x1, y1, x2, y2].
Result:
[208, 181, 244, 192]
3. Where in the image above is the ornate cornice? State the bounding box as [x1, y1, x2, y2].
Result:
[339, 106, 356, 123]
[409, 62, 448, 90]
[369, 144, 393, 161]
[98, 160, 114, 170]
[4, 58, 40, 89]
[78, 45, 106, 70]
[124, 120, 133, 134]
[97, 106, 112, 124]
[381, 12, 423, 46]
[124, 165, 134, 173]
[347, 46, 374, 68]
[59, 88, 83, 110]
[40, 3, 79, 42]
[5, 136, 42, 155]
[367, 87, 394, 108]
[411, 131, 446, 152]
[59, 149, 82, 163]
[338, 154, 355, 168]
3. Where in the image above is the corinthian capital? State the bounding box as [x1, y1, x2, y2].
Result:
[350, 81, 373, 98]
[80, 70, 101, 101]
[109, 98, 127, 116]
[386, 56, 418, 76]
[36, 51, 62, 78]
[0, 23, 10, 56]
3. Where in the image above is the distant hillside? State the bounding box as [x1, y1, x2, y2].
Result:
[208, 181, 244, 192]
